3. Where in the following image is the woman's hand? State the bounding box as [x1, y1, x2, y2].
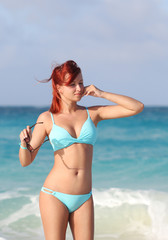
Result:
[82, 85, 103, 98]
[19, 126, 32, 167]
[19, 126, 32, 145]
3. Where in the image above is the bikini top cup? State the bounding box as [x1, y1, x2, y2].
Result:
[49, 107, 97, 152]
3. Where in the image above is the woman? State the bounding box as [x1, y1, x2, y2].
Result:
[19, 60, 144, 240]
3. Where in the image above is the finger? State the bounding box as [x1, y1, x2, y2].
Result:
[81, 89, 86, 96]
[82, 90, 88, 96]
[22, 129, 28, 138]
[27, 126, 32, 136]
[20, 131, 26, 142]
[83, 87, 88, 94]
[23, 128, 30, 143]
[83, 85, 93, 96]
[27, 126, 33, 141]
[85, 91, 90, 96]
[20, 129, 28, 143]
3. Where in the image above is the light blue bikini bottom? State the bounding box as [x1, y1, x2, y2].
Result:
[41, 186, 92, 213]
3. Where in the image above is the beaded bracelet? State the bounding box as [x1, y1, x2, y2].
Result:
[19, 143, 27, 150]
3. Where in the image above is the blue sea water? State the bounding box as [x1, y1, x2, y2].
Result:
[0, 106, 168, 240]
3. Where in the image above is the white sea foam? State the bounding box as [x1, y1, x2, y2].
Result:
[0, 190, 22, 201]
[0, 188, 30, 201]
[1, 188, 168, 240]
[93, 188, 168, 240]
[0, 194, 40, 228]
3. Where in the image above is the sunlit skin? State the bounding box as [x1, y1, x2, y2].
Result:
[57, 73, 85, 106]
[19, 72, 144, 240]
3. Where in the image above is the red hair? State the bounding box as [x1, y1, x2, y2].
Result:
[44, 60, 81, 113]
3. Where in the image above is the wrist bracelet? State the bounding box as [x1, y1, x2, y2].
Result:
[19, 143, 27, 150]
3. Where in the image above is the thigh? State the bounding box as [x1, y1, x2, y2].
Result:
[69, 194, 94, 240]
[39, 191, 69, 240]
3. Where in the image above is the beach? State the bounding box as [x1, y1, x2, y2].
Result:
[0, 106, 168, 240]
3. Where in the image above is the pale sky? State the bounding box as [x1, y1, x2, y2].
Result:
[0, 0, 168, 106]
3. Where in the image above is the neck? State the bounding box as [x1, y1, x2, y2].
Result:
[60, 99, 78, 114]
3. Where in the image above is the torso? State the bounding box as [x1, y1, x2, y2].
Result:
[43, 106, 98, 194]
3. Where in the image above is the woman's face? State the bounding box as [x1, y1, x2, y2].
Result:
[58, 73, 84, 102]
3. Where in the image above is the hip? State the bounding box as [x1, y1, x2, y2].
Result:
[43, 167, 92, 194]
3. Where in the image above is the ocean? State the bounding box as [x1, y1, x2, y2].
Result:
[0, 106, 168, 240]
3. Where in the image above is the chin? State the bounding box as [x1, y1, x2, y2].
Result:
[75, 98, 81, 102]
[74, 97, 82, 102]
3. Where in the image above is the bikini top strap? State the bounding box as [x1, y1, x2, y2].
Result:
[85, 107, 90, 118]
[50, 112, 55, 124]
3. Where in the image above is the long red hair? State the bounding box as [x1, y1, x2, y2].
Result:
[44, 60, 81, 113]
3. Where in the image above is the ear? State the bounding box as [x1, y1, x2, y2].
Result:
[56, 84, 63, 95]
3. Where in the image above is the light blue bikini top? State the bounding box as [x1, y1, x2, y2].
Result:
[49, 107, 97, 152]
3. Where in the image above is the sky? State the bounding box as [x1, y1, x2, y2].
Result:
[0, 0, 168, 107]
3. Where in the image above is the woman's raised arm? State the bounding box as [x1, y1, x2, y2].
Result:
[83, 85, 144, 121]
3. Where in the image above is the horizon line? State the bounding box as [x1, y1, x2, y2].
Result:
[0, 105, 168, 108]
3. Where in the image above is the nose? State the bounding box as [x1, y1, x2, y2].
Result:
[76, 84, 82, 91]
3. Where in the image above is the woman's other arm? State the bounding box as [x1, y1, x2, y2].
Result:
[19, 112, 48, 167]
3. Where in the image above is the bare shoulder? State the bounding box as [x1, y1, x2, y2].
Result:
[87, 105, 104, 126]
[37, 111, 51, 122]
[87, 105, 103, 115]
[87, 105, 103, 110]
[36, 111, 52, 135]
